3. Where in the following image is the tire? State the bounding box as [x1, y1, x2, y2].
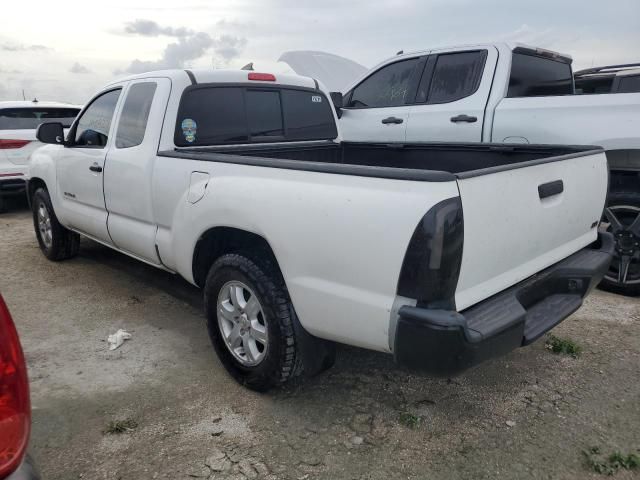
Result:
[204, 253, 335, 391]
[204, 254, 301, 391]
[0, 195, 5, 214]
[599, 190, 640, 296]
[32, 188, 80, 261]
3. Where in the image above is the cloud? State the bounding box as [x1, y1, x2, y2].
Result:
[118, 32, 213, 73]
[117, 20, 247, 75]
[212, 35, 247, 61]
[1, 43, 50, 52]
[69, 62, 91, 74]
[0, 67, 22, 74]
[123, 19, 193, 38]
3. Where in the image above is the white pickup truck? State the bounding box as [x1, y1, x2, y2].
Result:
[28, 69, 612, 390]
[284, 44, 640, 295]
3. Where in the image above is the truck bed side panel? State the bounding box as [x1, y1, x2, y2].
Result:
[492, 93, 640, 151]
[152, 156, 460, 352]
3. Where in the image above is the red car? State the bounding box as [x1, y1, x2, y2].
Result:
[0, 295, 40, 480]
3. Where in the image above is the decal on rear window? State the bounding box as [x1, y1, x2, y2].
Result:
[181, 118, 197, 143]
[311, 95, 322, 103]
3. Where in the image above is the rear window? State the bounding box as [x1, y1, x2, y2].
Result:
[0, 107, 80, 130]
[508, 52, 574, 97]
[174, 86, 337, 147]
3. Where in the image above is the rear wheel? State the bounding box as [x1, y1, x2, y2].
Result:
[204, 254, 302, 391]
[32, 188, 80, 261]
[599, 190, 640, 296]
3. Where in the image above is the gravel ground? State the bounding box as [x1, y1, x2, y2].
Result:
[1, 200, 639, 480]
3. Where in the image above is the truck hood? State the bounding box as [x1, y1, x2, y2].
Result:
[278, 51, 367, 93]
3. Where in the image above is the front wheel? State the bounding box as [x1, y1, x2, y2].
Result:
[204, 254, 303, 391]
[599, 190, 640, 296]
[32, 188, 80, 261]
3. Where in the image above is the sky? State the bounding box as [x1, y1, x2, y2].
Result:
[1, 0, 638, 104]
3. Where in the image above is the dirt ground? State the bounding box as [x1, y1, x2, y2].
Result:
[1, 199, 638, 480]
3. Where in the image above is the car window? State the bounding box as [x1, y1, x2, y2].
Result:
[246, 90, 284, 138]
[0, 108, 80, 130]
[508, 52, 573, 97]
[281, 89, 337, 141]
[176, 87, 248, 145]
[617, 75, 640, 93]
[416, 51, 487, 104]
[115, 82, 157, 149]
[74, 89, 121, 148]
[348, 59, 419, 108]
[175, 86, 337, 146]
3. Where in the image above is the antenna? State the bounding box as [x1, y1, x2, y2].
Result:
[22, 89, 26, 101]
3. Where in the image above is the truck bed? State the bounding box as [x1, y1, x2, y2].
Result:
[160, 141, 599, 181]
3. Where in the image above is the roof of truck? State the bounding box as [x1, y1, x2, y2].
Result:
[107, 69, 319, 91]
[574, 63, 640, 78]
[390, 42, 571, 64]
[0, 100, 81, 109]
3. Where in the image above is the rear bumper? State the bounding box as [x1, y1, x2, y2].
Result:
[394, 232, 614, 376]
[0, 176, 27, 197]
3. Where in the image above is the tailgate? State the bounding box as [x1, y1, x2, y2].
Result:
[454, 150, 608, 310]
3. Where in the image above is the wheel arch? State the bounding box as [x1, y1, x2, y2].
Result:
[192, 226, 283, 288]
[26, 177, 48, 208]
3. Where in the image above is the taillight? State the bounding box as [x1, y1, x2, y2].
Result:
[0, 140, 31, 150]
[0, 295, 30, 478]
[248, 72, 276, 82]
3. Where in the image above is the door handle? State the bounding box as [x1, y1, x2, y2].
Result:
[538, 180, 564, 199]
[89, 163, 103, 173]
[450, 114, 478, 123]
[381, 116, 404, 125]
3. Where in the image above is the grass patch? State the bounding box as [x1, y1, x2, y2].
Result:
[583, 446, 640, 475]
[104, 418, 138, 434]
[545, 335, 582, 357]
[398, 412, 421, 429]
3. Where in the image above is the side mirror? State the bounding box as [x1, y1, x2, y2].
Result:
[36, 122, 65, 145]
[330, 92, 343, 118]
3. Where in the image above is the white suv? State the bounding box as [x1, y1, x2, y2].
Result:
[0, 101, 80, 212]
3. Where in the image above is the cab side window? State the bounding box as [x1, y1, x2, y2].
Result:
[348, 59, 420, 108]
[74, 89, 121, 148]
[115, 82, 157, 148]
[416, 51, 487, 104]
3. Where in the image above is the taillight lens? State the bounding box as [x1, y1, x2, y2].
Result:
[0, 140, 31, 150]
[248, 72, 276, 82]
[0, 295, 30, 478]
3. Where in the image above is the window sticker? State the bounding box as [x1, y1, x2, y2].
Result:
[181, 118, 197, 143]
[311, 95, 322, 103]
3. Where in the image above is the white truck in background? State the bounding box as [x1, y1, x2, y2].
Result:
[28, 68, 612, 390]
[283, 43, 640, 295]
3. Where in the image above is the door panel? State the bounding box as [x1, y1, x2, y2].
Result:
[105, 78, 171, 263]
[339, 107, 409, 142]
[406, 47, 498, 142]
[56, 88, 123, 241]
[339, 57, 423, 143]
